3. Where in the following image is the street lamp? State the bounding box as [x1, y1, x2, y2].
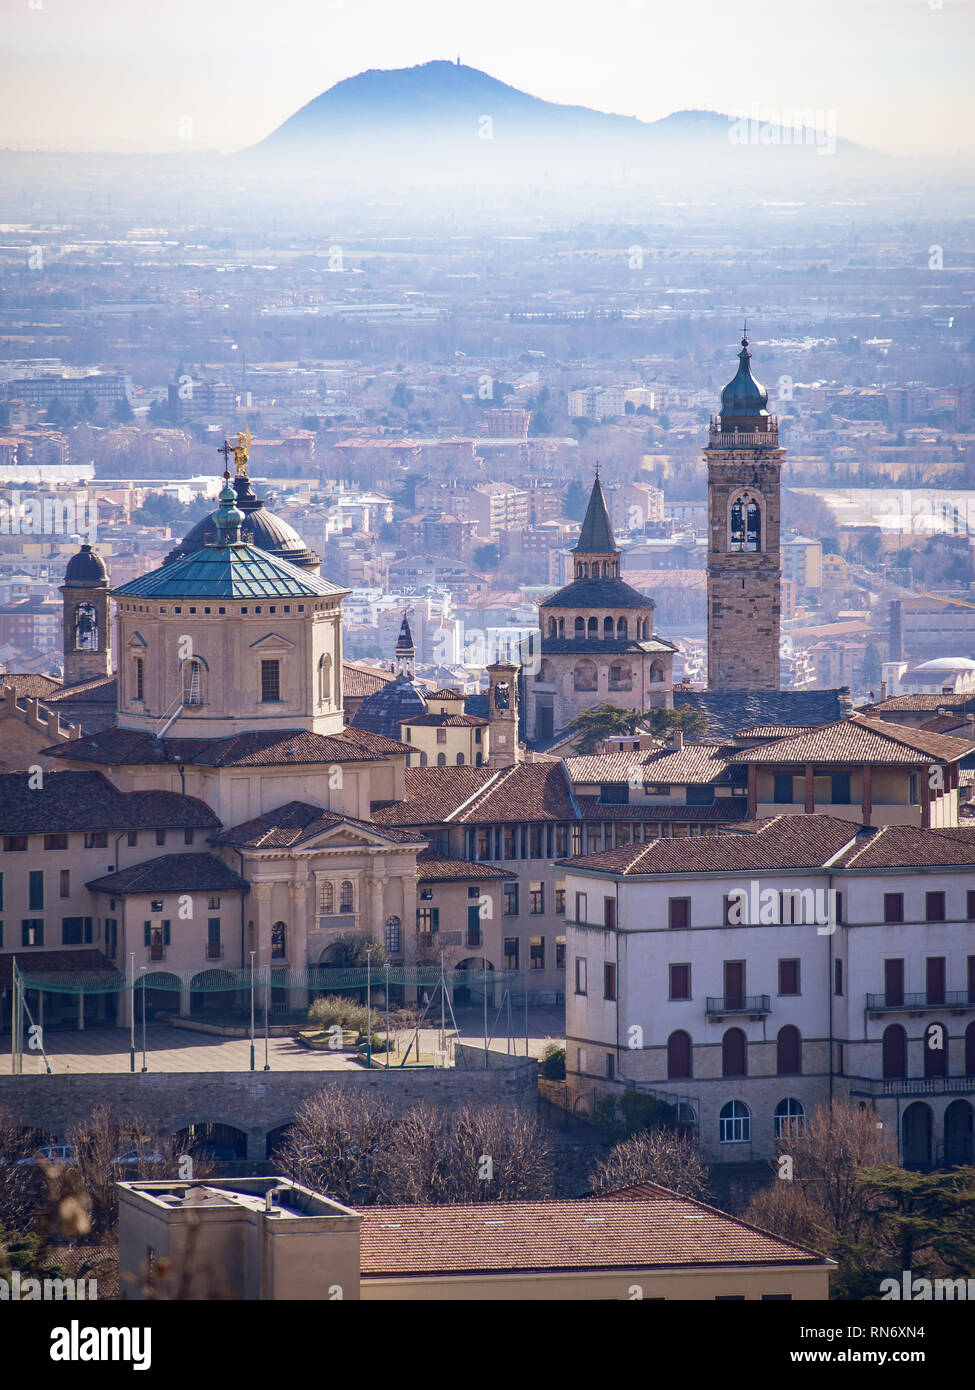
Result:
[263, 962, 270, 1072]
[365, 945, 373, 1070]
[129, 952, 136, 1073]
[249, 950, 256, 1072]
[139, 966, 148, 1073]
[383, 961, 391, 1067]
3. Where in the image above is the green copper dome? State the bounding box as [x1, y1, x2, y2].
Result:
[720, 336, 769, 420]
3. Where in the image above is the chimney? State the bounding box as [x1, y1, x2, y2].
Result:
[880, 679, 887, 701]
[668, 728, 684, 750]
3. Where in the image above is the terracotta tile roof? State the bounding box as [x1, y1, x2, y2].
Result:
[342, 661, 394, 699]
[86, 852, 248, 895]
[415, 849, 516, 881]
[358, 1196, 826, 1277]
[734, 724, 819, 738]
[405, 712, 487, 728]
[429, 688, 464, 700]
[455, 762, 577, 824]
[566, 744, 734, 786]
[673, 688, 851, 740]
[45, 726, 405, 768]
[45, 675, 117, 704]
[918, 714, 973, 735]
[0, 770, 219, 834]
[727, 715, 975, 766]
[371, 766, 498, 825]
[1, 674, 62, 698]
[832, 823, 975, 870]
[212, 800, 425, 849]
[864, 693, 975, 713]
[559, 814, 861, 876]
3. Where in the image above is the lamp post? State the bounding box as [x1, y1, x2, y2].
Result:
[129, 952, 136, 1073]
[139, 966, 148, 1073]
[249, 950, 256, 1072]
[365, 946, 373, 1070]
[383, 961, 391, 1067]
[263, 962, 270, 1072]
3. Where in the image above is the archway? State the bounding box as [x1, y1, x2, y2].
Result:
[265, 1121, 295, 1160]
[174, 1122, 247, 1162]
[135, 971, 181, 1019]
[944, 1100, 974, 1166]
[453, 958, 495, 1008]
[667, 1030, 692, 1080]
[189, 969, 238, 1016]
[902, 1102, 933, 1169]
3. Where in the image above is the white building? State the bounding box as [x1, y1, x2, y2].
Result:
[561, 815, 975, 1168]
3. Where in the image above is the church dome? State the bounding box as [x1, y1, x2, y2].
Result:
[63, 543, 108, 586]
[350, 674, 428, 740]
[165, 474, 320, 570]
[720, 336, 769, 420]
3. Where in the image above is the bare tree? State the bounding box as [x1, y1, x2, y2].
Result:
[68, 1105, 196, 1241]
[272, 1087, 396, 1207]
[588, 1129, 711, 1201]
[384, 1103, 556, 1204]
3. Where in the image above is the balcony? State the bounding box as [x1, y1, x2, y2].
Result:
[850, 1075, 975, 1099]
[866, 991, 975, 1015]
[708, 418, 779, 448]
[206, 942, 223, 961]
[706, 994, 771, 1019]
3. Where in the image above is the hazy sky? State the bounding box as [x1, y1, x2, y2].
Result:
[2, 0, 974, 156]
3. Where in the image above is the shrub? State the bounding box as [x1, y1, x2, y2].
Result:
[307, 995, 372, 1033]
[539, 1043, 566, 1080]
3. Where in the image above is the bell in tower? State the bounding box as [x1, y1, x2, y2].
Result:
[59, 543, 112, 687]
[486, 658, 521, 768]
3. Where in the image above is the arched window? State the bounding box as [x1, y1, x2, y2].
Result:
[573, 660, 597, 693]
[419, 751, 428, 766]
[617, 618, 627, 639]
[587, 617, 598, 637]
[549, 618, 557, 638]
[924, 1021, 948, 1078]
[384, 915, 401, 955]
[318, 653, 331, 703]
[719, 1099, 750, 1143]
[730, 492, 762, 552]
[776, 1025, 802, 1075]
[319, 882, 334, 914]
[456, 752, 465, 765]
[722, 1027, 747, 1077]
[271, 921, 287, 959]
[603, 616, 614, 636]
[182, 658, 204, 706]
[558, 618, 565, 637]
[339, 881, 354, 914]
[667, 1030, 692, 1080]
[475, 752, 483, 767]
[774, 1097, 805, 1138]
[649, 662, 664, 683]
[882, 1023, 907, 1079]
[437, 752, 447, 766]
[574, 617, 585, 637]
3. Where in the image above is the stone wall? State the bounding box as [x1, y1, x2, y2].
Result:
[0, 1050, 537, 1160]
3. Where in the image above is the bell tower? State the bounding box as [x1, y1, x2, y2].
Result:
[60, 543, 112, 687]
[706, 333, 782, 691]
[486, 659, 521, 768]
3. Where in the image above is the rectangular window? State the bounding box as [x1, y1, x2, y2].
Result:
[926, 956, 946, 1006]
[778, 959, 800, 996]
[0, 922, 3, 948]
[466, 905, 481, 949]
[606, 1052, 615, 1080]
[127, 830, 138, 847]
[530, 936, 544, 971]
[883, 892, 904, 924]
[503, 883, 519, 916]
[44, 834, 68, 850]
[724, 960, 745, 1009]
[156, 829, 166, 847]
[416, 908, 439, 934]
[575, 956, 587, 996]
[669, 963, 691, 1000]
[668, 897, 690, 930]
[831, 773, 852, 805]
[555, 936, 566, 969]
[207, 918, 221, 944]
[62, 917, 93, 945]
[134, 657, 144, 701]
[555, 825, 569, 858]
[84, 831, 107, 849]
[772, 773, 795, 804]
[968, 890, 975, 921]
[530, 826, 543, 858]
[28, 871, 44, 911]
[208, 897, 221, 910]
[604, 896, 616, 929]
[599, 783, 628, 805]
[21, 919, 43, 947]
[603, 961, 616, 1000]
[184, 829, 194, 845]
[554, 882, 565, 914]
[529, 881, 544, 914]
[4, 836, 28, 852]
[59, 869, 70, 899]
[575, 891, 588, 924]
[925, 891, 946, 923]
[884, 958, 903, 1007]
[261, 659, 281, 702]
[436, 727, 447, 744]
[0, 873, 3, 909]
[503, 937, 519, 971]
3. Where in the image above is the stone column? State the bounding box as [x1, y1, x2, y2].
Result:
[366, 873, 389, 945]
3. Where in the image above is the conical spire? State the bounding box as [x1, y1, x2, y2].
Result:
[395, 610, 415, 678]
[573, 470, 617, 554]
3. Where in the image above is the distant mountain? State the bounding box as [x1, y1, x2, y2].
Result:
[243, 60, 871, 188]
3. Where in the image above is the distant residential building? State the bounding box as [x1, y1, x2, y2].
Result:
[782, 535, 822, 591]
[2, 374, 132, 408]
[567, 387, 627, 420]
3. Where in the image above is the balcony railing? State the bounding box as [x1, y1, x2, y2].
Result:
[850, 1075, 975, 1099]
[706, 994, 771, 1019]
[206, 942, 223, 961]
[866, 991, 975, 1014]
[708, 417, 779, 448]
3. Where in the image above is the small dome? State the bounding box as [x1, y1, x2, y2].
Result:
[63, 543, 108, 586]
[351, 674, 428, 740]
[913, 657, 975, 672]
[720, 336, 769, 420]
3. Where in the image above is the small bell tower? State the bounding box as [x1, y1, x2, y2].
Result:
[486, 659, 521, 768]
[60, 543, 112, 687]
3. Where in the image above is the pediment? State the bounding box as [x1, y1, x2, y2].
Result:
[249, 631, 297, 652]
[126, 631, 148, 648]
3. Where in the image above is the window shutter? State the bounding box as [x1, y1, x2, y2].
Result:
[163, 920, 171, 946]
[144, 921, 151, 947]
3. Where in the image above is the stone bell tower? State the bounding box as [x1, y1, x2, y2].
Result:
[706, 334, 782, 691]
[60, 543, 112, 687]
[486, 659, 521, 768]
